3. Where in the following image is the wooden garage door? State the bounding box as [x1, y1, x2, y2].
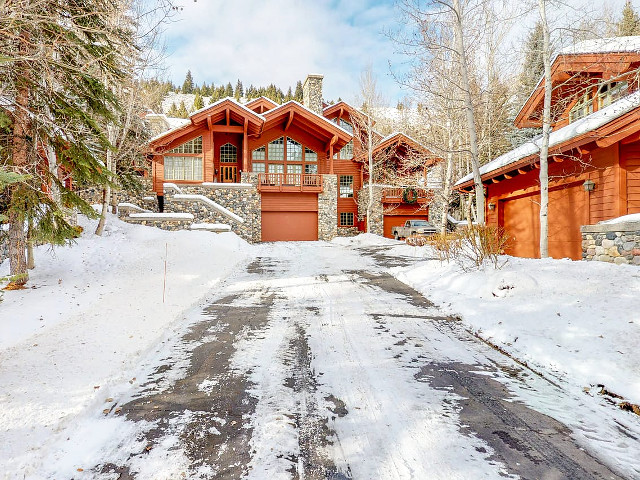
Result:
[383, 215, 429, 239]
[261, 193, 318, 242]
[501, 183, 587, 260]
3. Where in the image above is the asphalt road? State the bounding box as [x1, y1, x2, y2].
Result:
[92, 241, 626, 480]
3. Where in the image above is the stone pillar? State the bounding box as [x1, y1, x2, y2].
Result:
[318, 175, 338, 241]
[303, 74, 324, 115]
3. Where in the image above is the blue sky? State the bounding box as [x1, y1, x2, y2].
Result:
[159, 0, 637, 105]
[160, 0, 408, 104]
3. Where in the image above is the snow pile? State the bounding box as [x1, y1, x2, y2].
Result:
[393, 254, 640, 403]
[0, 214, 253, 475]
[599, 213, 640, 225]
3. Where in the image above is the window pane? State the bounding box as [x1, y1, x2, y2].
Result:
[340, 175, 354, 198]
[339, 119, 353, 133]
[340, 212, 354, 226]
[268, 137, 284, 161]
[341, 140, 353, 159]
[305, 147, 317, 162]
[220, 143, 237, 163]
[269, 164, 284, 174]
[252, 146, 266, 160]
[164, 156, 202, 181]
[169, 136, 202, 154]
[305, 164, 318, 174]
[253, 162, 265, 173]
[287, 138, 302, 161]
[289, 164, 302, 174]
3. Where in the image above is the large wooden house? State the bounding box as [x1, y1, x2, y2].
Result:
[144, 75, 439, 242]
[455, 37, 640, 260]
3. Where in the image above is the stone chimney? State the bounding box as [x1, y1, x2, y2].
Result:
[302, 74, 324, 115]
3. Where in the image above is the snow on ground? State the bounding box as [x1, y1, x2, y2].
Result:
[334, 235, 640, 403]
[0, 214, 253, 476]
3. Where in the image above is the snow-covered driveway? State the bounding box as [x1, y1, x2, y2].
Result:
[40, 240, 627, 479]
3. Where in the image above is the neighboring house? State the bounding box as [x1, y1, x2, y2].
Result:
[455, 37, 640, 260]
[142, 75, 440, 242]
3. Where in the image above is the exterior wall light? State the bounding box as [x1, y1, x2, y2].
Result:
[583, 179, 595, 192]
[488, 202, 496, 210]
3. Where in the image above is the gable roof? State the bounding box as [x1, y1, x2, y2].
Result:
[456, 90, 640, 189]
[245, 96, 279, 114]
[515, 36, 640, 128]
[263, 101, 353, 148]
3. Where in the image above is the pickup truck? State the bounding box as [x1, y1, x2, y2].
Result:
[392, 220, 437, 239]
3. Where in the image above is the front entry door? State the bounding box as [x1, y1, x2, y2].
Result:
[221, 166, 237, 183]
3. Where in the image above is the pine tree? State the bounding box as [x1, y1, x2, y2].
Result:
[177, 101, 189, 118]
[519, 22, 546, 105]
[285, 86, 293, 101]
[193, 93, 204, 111]
[167, 102, 179, 116]
[225, 82, 233, 98]
[0, 0, 138, 284]
[618, 1, 640, 36]
[294, 80, 304, 102]
[182, 70, 194, 94]
[235, 79, 244, 100]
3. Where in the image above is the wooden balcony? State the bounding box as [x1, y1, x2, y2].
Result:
[257, 173, 323, 193]
[382, 187, 433, 204]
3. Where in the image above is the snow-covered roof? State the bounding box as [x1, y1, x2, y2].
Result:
[558, 36, 640, 57]
[148, 118, 191, 143]
[189, 96, 266, 120]
[379, 131, 428, 150]
[455, 90, 640, 186]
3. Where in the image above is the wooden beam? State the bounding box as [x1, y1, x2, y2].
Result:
[284, 111, 294, 131]
[329, 135, 338, 174]
[621, 130, 640, 145]
[552, 156, 564, 163]
[533, 162, 540, 169]
[206, 116, 213, 131]
[491, 177, 500, 183]
[226, 108, 230, 126]
[210, 125, 244, 133]
[243, 119, 249, 173]
[517, 168, 529, 175]
[503, 173, 513, 179]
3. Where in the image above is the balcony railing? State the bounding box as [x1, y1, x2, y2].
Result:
[382, 187, 433, 203]
[257, 173, 323, 192]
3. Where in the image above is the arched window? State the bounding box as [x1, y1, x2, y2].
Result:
[220, 143, 237, 163]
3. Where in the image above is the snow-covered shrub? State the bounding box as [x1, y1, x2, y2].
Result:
[424, 226, 510, 269]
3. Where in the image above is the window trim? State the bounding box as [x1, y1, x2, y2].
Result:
[339, 175, 354, 198]
[339, 212, 354, 227]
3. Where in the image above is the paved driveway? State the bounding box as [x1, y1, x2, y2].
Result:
[90, 241, 625, 479]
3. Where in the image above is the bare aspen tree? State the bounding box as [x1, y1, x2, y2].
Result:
[538, 0, 552, 258]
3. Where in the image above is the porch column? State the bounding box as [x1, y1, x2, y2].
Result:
[243, 119, 249, 173]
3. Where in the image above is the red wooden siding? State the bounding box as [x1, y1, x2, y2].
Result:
[622, 142, 640, 213]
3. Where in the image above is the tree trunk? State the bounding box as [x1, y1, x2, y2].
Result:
[440, 121, 455, 234]
[26, 217, 35, 270]
[538, 0, 551, 258]
[452, 0, 485, 224]
[8, 30, 31, 285]
[366, 117, 374, 233]
[95, 126, 115, 236]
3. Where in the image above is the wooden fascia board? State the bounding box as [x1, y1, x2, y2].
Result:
[594, 110, 640, 148]
[265, 105, 351, 146]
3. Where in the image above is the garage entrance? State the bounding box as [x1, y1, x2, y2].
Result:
[501, 183, 587, 260]
[261, 193, 318, 242]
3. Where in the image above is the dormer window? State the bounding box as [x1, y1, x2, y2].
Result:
[569, 92, 593, 123]
[597, 81, 628, 109]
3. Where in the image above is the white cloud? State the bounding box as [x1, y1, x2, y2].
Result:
[161, 0, 403, 103]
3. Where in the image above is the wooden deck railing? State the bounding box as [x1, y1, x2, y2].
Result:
[257, 173, 323, 192]
[382, 187, 432, 203]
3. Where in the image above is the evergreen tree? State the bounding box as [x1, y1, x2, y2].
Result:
[182, 70, 194, 94]
[235, 79, 244, 100]
[225, 82, 233, 97]
[193, 93, 204, 111]
[0, 0, 137, 284]
[294, 80, 304, 102]
[167, 102, 179, 116]
[618, 1, 640, 36]
[177, 100, 189, 118]
[285, 86, 293, 101]
[519, 22, 546, 104]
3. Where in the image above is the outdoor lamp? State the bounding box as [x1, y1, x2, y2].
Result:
[583, 179, 595, 192]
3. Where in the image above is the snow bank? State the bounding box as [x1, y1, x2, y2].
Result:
[0, 214, 253, 475]
[394, 255, 640, 403]
[599, 213, 640, 224]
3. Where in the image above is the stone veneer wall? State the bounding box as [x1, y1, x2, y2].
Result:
[318, 175, 337, 241]
[581, 221, 640, 265]
[357, 186, 384, 236]
[76, 178, 154, 207]
[302, 74, 324, 115]
[122, 217, 193, 231]
[163, 181, 261, 243]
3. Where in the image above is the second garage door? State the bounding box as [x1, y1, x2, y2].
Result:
[261, 193, 318, 242]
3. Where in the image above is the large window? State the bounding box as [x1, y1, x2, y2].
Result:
[340, 212, 354, 226]
[253, 138, 319, 175]
[335, 118, 353, 134]
[598, 81, 628, 109]
[569, 91, 593, 123]
[341, 140, 353, 159]
[164, 156, 203, 181]
[340, 175, 354, 198]
[220, 143, 237, 163]
[268, 137, 285, 161]
[169, 136, 202, 154]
